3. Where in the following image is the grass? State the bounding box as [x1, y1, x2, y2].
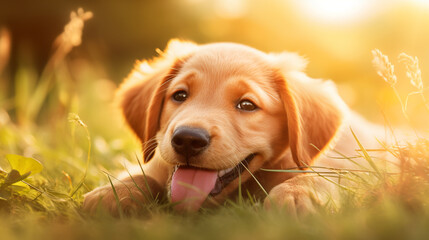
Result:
[1, 198, 429, 240]
[1, 9, 429, 240]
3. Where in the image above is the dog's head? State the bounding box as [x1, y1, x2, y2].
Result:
[117, 39, 345, 211]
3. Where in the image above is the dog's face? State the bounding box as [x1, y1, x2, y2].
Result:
[117, 40, 345, 211]
[158, 43, 288, 171]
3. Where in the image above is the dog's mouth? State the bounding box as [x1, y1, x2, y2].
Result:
[170, 153, 255, 211]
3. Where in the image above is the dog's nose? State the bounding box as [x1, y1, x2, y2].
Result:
[171, 127, 210, 158]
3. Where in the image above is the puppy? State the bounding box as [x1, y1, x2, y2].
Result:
[83, 39, 395, 216]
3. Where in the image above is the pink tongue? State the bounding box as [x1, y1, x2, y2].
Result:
[171, 167, 218, 211]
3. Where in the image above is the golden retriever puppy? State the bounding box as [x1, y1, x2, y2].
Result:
[83, 39, 395, 216]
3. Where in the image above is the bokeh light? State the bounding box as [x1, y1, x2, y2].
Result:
[292, 0, 374, 24]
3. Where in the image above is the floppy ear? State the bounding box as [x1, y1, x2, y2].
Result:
[116, 39, 196, 162]
[142, 59, 186, 162]
[272, 70, 345, 168]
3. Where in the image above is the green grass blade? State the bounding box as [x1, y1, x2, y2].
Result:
[135, 154, 154, 200]
[240, 162, 268, 197]
[69, 114, 91, 198]
[103, 171, 148, 210]
[124, 167, 152, 204]
[376, 138, 399, 159]
[300, 161, 355, 193]
[106, 174, 123, 218]
[350, 127, 382, 179]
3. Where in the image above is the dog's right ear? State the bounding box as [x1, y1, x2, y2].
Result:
[116, 39, 197, 162]
[268, 50, 347, 168]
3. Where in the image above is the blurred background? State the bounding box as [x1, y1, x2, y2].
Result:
[1, 0, 429, 124]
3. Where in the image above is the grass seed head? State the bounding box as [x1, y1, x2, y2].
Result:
[398, 53, 423, 90]
[57, 8, 93, 51]
[372, 49, 397, 86]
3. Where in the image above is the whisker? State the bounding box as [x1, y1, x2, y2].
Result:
[142, 142, 158, 153]
[142, 138, 157, 146]
[142, 136, 158, 145]
[144, 147, 158, 161]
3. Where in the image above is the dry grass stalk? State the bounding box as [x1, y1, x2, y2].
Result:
[373, 49, 429, 117]
[54, 8, 93, 65]
[398, 53, 423, 90]
[398, 53, 429, 112]
[372, 49, 397, 87]
[60, 9, 93, 51]
[372, 49, 407, 118]
[26, 8, 93, 123]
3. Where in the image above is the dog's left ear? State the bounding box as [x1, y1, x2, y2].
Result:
[271, 60, 345, 167]
[116, 39, 197, 162]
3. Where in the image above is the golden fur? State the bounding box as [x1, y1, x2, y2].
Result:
[83, 39, 396, 216]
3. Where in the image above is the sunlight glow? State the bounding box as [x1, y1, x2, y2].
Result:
[215, 0, 247, 19]
[412, 0, 429, 7]
[293, 0, 373, 24]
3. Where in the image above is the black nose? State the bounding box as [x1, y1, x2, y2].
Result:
[171, 127, 210, 158]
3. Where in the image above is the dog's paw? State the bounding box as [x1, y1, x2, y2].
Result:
[264, 182, 319, 217]
[82, 184, 144, 217]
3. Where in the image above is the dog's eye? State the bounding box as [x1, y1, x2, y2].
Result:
[172, 90, 188, 102]
[237, 100, 257, 111]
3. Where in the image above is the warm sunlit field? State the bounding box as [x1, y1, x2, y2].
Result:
[1, 0, 429, 239]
